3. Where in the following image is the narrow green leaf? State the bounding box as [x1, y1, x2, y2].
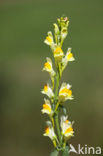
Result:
[62, 146, 69, 156]
[62, 107, 67, 115]
[50, 149, 59, 156]
[60, 105, 67, 115]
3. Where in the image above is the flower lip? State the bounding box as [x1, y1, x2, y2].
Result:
[46, 36, 52, 43]
[59, 88, 72, 96]
[65, 119, 69, 124]
[67, 52, 73, 60]
[41, 98, 53, 115]
[66, 52, 75, 62]
[43, 57, 55, 77]
[45, 126, 50, 134]
[53, 47, 64, 60]
[43, 121, 56, 140]
[59, 83, 73, 101]
[54, 47, 63, 55]
[43, 104, 51, 112]
[41, 84, 54, 98]
[44, 84, 48, 92]
[44, 62, 52, 70]
[62, 48, 75, 71]
[64, 127, 73, 135]
[44, 31, 54, 47]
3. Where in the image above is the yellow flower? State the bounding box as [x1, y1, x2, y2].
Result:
[46, 36, 52, 44]
[54, 47, 64, 61]
[43, 121, 56, 140]
[41, 84, 54, 98]
[62, 48, 75, 70]
[61, 115, 74, 139]
[41, 98, 53, 115]
[44, 31, 54, 49]
[43, 57, 55, 77]
[59, 82, 73, 102]
[66, 48, 75, 61]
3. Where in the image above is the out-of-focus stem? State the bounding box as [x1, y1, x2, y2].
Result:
[51, 77, 55, 91]
[51, 117, 54, 128]
[60, 39, 64, 47]
[55, 102, 60, 112]
[53, 139, 57, 148]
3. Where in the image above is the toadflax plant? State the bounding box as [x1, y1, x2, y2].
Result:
[41, 16, 75, 156]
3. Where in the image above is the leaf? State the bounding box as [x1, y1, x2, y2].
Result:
[62, 146, 69, 156]
[62, 107, 67, 115]
[50, 149, 59, 156]
[60, 105, 67, 115]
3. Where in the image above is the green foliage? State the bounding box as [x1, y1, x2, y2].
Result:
[50, 149, 59, 156]
[62, 146, 69, 156]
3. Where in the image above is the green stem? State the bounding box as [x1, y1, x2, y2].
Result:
[55, 71, 59, 99]
[55, 113, 62, 145]
[55, 102, 60, 112]
[51, 75, 55, 91]
[51, 117, 54, 129]
[54, 70, 62, 146]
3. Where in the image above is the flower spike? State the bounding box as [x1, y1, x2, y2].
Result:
[41, 16, 76, 154]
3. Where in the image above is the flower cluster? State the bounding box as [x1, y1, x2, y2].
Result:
[41, 17, 75, 153]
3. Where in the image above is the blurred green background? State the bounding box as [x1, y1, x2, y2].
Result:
[0, 0, 103, 156]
